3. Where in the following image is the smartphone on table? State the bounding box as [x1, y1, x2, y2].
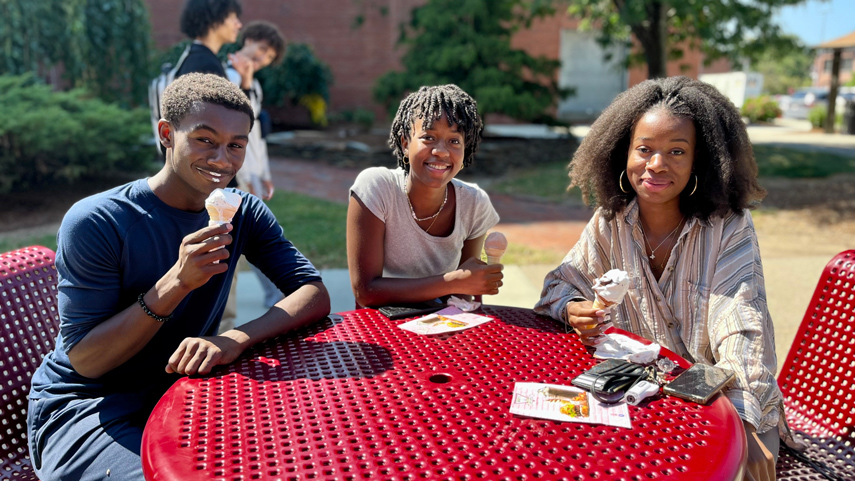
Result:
[663, 363, 735, 404]
[377, 298, 446, 320]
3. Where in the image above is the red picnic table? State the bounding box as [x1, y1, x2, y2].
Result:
[141, 306, 747, 480]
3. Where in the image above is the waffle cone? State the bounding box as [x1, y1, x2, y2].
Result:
[591, 295, 615, 310]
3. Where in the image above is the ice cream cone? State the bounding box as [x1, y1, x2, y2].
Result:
[205, 189, 242, 263]
[205, 189, 242, 226]
[591, 295, 615, 311]
[206, 204, 239, 226]
[484, 232, 507, 265]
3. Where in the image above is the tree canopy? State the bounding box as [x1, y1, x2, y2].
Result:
[566, 0, 808, 79]
[753, 36, 813, 95]
[0, 0, 152, 107]
[373, 0, 571, 123]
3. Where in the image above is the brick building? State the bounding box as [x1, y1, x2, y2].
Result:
[144, 0, 729, 122]
[812, 31, 855, 88]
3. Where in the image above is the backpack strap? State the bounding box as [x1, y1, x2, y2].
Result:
[166, 44, 193, 85]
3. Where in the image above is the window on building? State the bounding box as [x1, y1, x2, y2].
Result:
[824, 58, 854, 72]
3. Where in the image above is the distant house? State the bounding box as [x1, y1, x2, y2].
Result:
[144, 0, 729, 122]
[812, 31, 855, 88]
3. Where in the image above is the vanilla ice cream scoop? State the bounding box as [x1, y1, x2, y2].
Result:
[205, 189, 242, 226]
[484, 232, 507, 265]
[591, 269, 630, 309]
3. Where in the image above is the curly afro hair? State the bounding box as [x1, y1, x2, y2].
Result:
[161, 72, 254, 129]
[569, 76, 765, 222]
[389, 84, 483, 173]
[180, 0, 242, 39]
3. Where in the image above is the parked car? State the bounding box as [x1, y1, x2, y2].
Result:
[781, 87, 855, 119]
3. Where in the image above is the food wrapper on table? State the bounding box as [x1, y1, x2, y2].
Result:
[510, 382, 632, 428]
[397, 307, 492, 335]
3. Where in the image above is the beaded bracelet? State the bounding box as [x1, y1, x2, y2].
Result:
[137, 293, 173, 323]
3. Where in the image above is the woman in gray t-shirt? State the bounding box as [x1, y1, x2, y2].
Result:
[347, 85, 503, 308]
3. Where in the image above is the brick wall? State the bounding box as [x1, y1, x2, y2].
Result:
[813, 48, 855, 88]
[145, 1, 730, 121]
[146, 0, 425, 120]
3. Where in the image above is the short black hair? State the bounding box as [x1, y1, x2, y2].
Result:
[161, 73, 254, 129]
[569, 76, 765, 222]
[240, 21, 287, 64]
[180, 0, 242, 39]
[389, 84, 483, 173]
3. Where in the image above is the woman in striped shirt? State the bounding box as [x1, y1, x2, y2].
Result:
[535, 76, 780, 481]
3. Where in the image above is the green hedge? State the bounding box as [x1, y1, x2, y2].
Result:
[741, 96, 780, 123]
[0, 74, 151, 193]
[808, 106, 843, 130]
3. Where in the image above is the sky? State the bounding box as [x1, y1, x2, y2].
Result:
[775, 0, 854, 47]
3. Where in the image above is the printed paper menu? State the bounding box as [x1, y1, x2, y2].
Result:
[397, 307, 493, 335]
[509, 382, 632, 428]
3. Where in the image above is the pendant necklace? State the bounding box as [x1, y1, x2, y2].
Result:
[640, 217, 684, 261]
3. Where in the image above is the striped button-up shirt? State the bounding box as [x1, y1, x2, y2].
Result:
[534, 199, 782, 433]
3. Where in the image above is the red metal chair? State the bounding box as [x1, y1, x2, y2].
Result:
[0, 246, 59, 481]
[776, 249, 855, 481]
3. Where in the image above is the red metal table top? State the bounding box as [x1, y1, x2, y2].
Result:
[142, 306, 746, 481]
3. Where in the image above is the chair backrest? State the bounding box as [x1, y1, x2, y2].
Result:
[0, 246, 60, 480]
[778, 249, 855, 437]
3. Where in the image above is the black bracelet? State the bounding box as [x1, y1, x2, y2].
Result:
[137, 293, 173, 323]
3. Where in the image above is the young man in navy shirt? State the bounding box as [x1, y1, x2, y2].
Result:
[28, 73, 330, 480]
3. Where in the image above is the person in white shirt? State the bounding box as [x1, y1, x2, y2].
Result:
[221, 21, 286, 330]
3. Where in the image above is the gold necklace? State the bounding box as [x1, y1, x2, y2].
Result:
[406, 184, 448, 222]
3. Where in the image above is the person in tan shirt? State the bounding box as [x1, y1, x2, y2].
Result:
[535, 76, 781, 481]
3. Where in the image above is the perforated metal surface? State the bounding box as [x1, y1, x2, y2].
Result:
[0, 246, 59, 481]
[142, 306, 746, 481]
[777, 250, 855, 481]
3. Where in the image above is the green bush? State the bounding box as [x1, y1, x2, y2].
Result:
[157, 42, 334, 126]
[329, 108, 376, 130]
[0, 0, 152, 107]
[0, 74, 152, 193]
[808, 106, 844, 129]
[372, 0, 570, 123]
[741, 96, 781, 123]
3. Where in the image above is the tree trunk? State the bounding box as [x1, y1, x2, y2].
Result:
[628, 0, 668, 79]
[825, 48, 841, 134]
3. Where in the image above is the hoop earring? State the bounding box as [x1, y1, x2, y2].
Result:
[619, 170, 630, 194]
[689, 174, 697, 196]
[402, 149, 409, 165]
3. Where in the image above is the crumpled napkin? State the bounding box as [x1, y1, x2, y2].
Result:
[594, 333, 661, 364]
[447, 296, 480, 312]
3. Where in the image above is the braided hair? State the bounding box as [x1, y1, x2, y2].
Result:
[389, 85, 483, 173]
[569, 76, 765, 222]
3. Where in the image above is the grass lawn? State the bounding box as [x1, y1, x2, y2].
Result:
[488, 145, 855, 203]
[0, 191, 349, 269]
[0, 233, 58, 255]
[753, 145, 855, 178]
[265, 192, 347, 269]
[488, 160, 583, 203]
